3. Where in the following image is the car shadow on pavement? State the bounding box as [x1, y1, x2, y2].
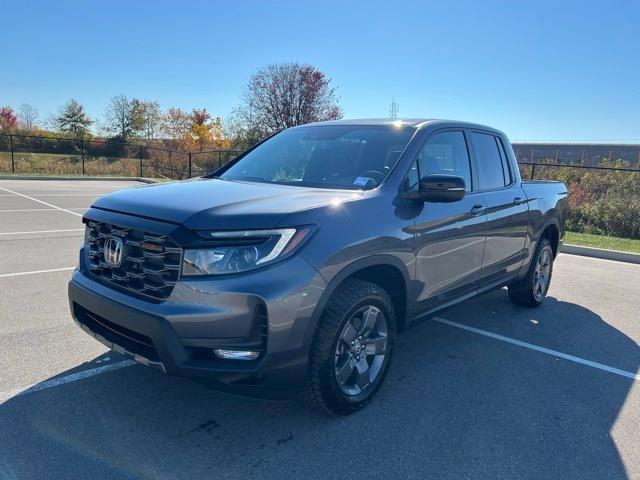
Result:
[1, 290, 638, 479]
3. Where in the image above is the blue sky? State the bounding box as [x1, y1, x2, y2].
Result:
[3, 0, 639, 142]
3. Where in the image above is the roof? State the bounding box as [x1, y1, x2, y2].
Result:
[300, 118, 504, 134]
[302, 118, 432, 127]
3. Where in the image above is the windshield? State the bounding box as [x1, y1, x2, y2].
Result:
[221, 125, 416, 189]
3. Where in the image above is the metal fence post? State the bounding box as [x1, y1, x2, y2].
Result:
[530, 163, 536, 180]
[188, 152, 192, 178]
[218, 150, 222, 169]
[139, 146, 143, 177]
[80, 139, 85, 175]
[9, 134, 15, 173]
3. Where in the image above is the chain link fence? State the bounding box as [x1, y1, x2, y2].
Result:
[1, 133, 639, 239]
[0, 133, 242, 180]
[513, 143, 640, 167]
[519, 162, 640, 239]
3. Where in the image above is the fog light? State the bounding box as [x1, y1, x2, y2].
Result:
[213, 349, 260, 360]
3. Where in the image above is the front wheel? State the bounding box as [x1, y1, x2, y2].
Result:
[302, 279, 396, 415]
[508, 238, 554, 307]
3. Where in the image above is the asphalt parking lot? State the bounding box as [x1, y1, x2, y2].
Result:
[0, 179, 638, 479]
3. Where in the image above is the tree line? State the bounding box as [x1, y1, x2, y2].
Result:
[0, 62, 342, 152]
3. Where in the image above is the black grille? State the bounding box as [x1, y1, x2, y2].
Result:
[85, 221, 182, 301]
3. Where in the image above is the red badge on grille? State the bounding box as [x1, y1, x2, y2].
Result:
[141, 242, 163, 252]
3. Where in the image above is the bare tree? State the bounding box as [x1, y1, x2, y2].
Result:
[234, 62, 342, 145]
[18, 104, 39, 132]
[104, 94, 145, 141]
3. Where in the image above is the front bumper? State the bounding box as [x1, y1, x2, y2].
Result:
[68, 253, 326, 395]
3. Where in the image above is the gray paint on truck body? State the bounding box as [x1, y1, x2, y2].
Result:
[68, 119, 568, 394]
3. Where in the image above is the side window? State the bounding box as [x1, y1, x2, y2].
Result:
[496, 137, 513, 184]
[402, 161, 420, 192]
[470, 132, 506, 189]
[416, 131, 472, 191]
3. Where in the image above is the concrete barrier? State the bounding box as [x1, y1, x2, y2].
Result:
[562, 244, 640, 265]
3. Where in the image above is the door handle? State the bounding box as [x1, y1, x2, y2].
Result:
[470, 204, 485, 216]
[513, 197, 526, 205]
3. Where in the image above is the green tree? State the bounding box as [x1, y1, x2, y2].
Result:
[140, 100, 162, 139]
[104, 94, 145, 141]
[56, 99, 93, 137]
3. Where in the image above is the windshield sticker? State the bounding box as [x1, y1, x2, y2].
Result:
[353, 176, 373, 187]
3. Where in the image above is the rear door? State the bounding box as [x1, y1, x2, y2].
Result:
[411, 130, 487, 310]
[468, 131, 528, 286]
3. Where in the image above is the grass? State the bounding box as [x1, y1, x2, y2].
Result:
[0, 151, 170, 178]
[565, 231, 640, 254]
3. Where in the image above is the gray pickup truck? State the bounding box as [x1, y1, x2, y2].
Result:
[69, 119, 568, 414]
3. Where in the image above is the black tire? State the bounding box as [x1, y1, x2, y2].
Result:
[301, 279, 396, 415]
[508, 238, 554, 307]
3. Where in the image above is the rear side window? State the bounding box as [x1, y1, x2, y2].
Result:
[470, 132, 507, 190]
[417, 131, 472, 191]
[496, 137, 513, 184]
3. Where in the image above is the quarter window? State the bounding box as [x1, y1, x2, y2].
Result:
[402, 161, 420, 192]
[416, 131, 472, 191]
[470, 132, 507, 190]
[496, 137, 513, 184]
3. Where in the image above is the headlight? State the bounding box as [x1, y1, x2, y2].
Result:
[182, 226, 315, 276]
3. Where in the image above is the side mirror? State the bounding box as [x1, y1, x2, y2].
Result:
[419, 174, 466, 202]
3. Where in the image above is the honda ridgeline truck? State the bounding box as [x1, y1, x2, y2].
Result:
[69, 119, 568, 414]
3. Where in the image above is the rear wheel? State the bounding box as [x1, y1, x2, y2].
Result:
[508, 238, 554, 307]
[302, 279, 396, 415]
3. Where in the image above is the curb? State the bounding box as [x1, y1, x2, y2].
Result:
[0, 175, 160, 184]
[562, 244, 640, 265]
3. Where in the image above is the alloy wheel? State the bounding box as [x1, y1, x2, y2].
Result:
[533, 247, 552, 301]
[334, 305, 388, 396]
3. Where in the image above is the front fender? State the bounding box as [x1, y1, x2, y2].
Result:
[301, 254, 412, 348]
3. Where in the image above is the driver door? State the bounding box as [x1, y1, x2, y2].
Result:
[411, 130, 487, 311]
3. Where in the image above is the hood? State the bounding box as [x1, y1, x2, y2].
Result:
[92, 178, 363, 230]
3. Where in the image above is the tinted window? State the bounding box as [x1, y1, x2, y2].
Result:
[222, 125, 415, 190]
[496, 137, 513, 184]
[416, 131, 472, 191]
[471, 132, 506, 189]
[402, 161, 420, 193]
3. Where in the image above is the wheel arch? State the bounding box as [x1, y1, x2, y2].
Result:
[304, 255, 411, 347]
[539, 219, 560, 258]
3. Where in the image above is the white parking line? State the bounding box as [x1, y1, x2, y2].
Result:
[0, 229, 83, 236]
[0, 208, 87, 213]
[0, 267, 75, 278]
[0, 360, 136, 403]
[0, 186, 83, 217]
[0, 312, 635, 403]
[432, 316, 640, 380]
[0, 193, 98, 197]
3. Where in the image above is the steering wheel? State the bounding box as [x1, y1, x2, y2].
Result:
[359, 170, 386, 185]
